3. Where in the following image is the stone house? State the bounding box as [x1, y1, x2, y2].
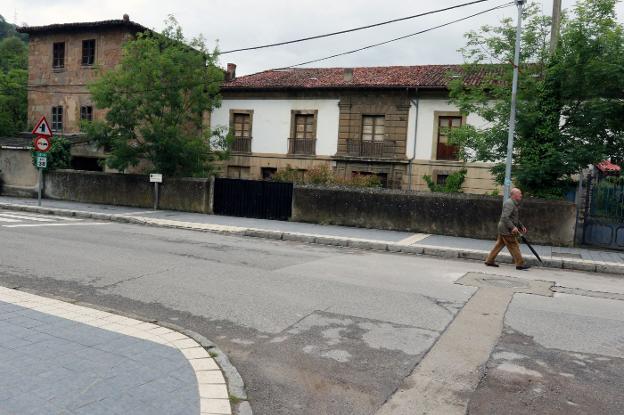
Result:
[213, 64, 500, 193]
[16, 15, 148, 171]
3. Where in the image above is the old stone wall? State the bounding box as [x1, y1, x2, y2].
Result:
[43, 170, 212, 213]
[292, 186, 577, 246]
[0, 148, 39, 197]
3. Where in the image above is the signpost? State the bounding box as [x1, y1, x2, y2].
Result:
[149, 173, 163, 210]
[31, 116, 53, 206]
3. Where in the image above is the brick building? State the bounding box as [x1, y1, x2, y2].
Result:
[214, 65, 499, 193]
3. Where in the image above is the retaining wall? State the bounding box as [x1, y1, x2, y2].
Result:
[292, 186, 577, 246]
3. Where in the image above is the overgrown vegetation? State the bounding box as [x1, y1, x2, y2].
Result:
[272, 164, 383, 188]
[423, 169, 467, 193]
[448, 0, 624, 199]
[0, 15, 28, 137]
[85, 16, 229, 177]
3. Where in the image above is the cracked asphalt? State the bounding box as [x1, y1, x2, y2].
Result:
[1, 219, 624, 414]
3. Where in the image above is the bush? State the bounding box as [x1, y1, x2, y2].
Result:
[423, 169, 467, 193]
[272, 164, 382, 188]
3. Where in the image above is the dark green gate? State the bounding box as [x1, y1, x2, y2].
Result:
[583, 177, 624, 249]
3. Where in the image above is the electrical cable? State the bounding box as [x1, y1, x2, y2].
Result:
[221, 0, 493, 54]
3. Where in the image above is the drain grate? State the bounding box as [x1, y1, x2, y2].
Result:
[552, 252, 582, 259]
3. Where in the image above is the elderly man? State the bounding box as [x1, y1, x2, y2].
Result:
[485, 188, 530, 270]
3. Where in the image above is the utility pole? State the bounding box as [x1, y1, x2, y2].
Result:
[503, 0, 524, 201]
[550, 0, 562, 54]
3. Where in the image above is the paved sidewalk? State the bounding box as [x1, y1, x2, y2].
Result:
[0, 286, 232, 415]
[1, 196, 623, 275]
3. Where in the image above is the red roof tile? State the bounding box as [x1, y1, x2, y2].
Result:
[223, 65, 496, 90]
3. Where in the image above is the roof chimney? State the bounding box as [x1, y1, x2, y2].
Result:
[226, 63, 237, 81]
[123, 14, 130, 22]
[343, 68, 353, 82]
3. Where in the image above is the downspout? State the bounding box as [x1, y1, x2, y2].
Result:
[408, 88, 420, 191]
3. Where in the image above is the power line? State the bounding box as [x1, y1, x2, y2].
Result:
[221, 0, 493, 54]
[274, 2, 514, 70]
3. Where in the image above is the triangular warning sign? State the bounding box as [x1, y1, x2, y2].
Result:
[32, 116, 53, 137]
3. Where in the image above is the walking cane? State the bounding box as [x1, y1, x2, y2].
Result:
[520, 235, 543, 263]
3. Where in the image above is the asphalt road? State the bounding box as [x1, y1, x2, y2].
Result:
[1, 210, 623, 414]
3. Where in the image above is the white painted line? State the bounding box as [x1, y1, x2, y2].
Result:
[397, 233, 431, 246]
[0, 213, 55, 222]
[3, 222, 111, 228]
[0, 216, 20, 223]
[0, 211, 81, 221]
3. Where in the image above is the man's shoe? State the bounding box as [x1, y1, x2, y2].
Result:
[485, 262, 500, 267]
[516, 265, 531, 271]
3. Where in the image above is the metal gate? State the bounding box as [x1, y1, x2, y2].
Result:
[213, 178, 293, 220]
[583, 176, 624, 250]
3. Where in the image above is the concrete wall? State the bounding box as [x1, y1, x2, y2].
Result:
[0, 148, 39, 197]
[211, 99, 340, 156]
[292, 186, 577, 246]
[43, 170, 212, 213]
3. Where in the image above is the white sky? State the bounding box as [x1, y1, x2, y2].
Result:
[3, 0, 623, 75]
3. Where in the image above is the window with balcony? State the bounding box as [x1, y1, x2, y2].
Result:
[436, 116, 462, 161]
[53, 42, 65, 69]
[82, 39, 96, 66]
[289, 111, 317, 155]
[348, 115, 385, 157]
[231, 111, 252, 153]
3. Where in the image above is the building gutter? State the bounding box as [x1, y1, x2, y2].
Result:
[408, 88, 420, 191]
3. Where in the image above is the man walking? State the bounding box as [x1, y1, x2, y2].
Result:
[485, 187, 530, 270]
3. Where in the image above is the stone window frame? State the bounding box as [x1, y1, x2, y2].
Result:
[51, 106, 63, 132]
[361, 115, 386, 142]
[431, 111, 466, 161]
[229, 109, 254, 139]
[81, 39, 96, 66]
[289, 110, 318, 140]
[52, 42, 65, 69]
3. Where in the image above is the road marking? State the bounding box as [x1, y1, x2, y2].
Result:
[0, 213, 56, 222]
[3, 222, 110, 228]
[0, 211, 82, 221]
[397, 233, 430, 245]
[376, 273, 553, 415]
[0, 217, 21, 223]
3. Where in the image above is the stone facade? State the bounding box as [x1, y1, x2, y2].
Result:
[26, 28, 135, 133]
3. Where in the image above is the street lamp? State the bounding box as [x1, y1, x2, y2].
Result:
[503, 0, 524, 201]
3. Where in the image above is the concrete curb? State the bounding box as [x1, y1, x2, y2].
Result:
[0, 284, 245, 415]
[2, 202, 622, 277]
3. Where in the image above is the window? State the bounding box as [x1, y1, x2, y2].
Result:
[294, 114, 315, 139]
[80, 106, 93, 122]
[82, 39, 96, 66]
[227, 166, 250, 179]
[362, 115, 385, 141]
[53, 42, 65, 68]
[436, 174, 449, 186]
[51, 106, 63, 131]
[261, 167, 277, 180]
[233, 113, 251, 138]
[437, 116, 462, 160]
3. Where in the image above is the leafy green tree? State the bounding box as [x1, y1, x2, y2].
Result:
[85, 16, 229, 177]
[0, 16, 28, 137]
[448, 0, 624, 198]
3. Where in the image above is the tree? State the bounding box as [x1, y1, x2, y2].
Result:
[86, 16, 229, 177]
[448, 0, 624, 198]
[0, 15, 28, 137]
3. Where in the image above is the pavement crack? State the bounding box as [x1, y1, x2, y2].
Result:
[97, 266, 180, 290]
[553, 286, 624, 301]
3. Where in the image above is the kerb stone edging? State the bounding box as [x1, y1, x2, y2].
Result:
[0, 284, 251, 415]
[1, 202, 622, 277]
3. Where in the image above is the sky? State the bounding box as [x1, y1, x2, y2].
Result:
[2, 0, 623, 76]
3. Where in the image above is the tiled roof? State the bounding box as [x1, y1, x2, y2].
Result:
[17, 19, 148, 35]
[223, 65, 497, 91]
